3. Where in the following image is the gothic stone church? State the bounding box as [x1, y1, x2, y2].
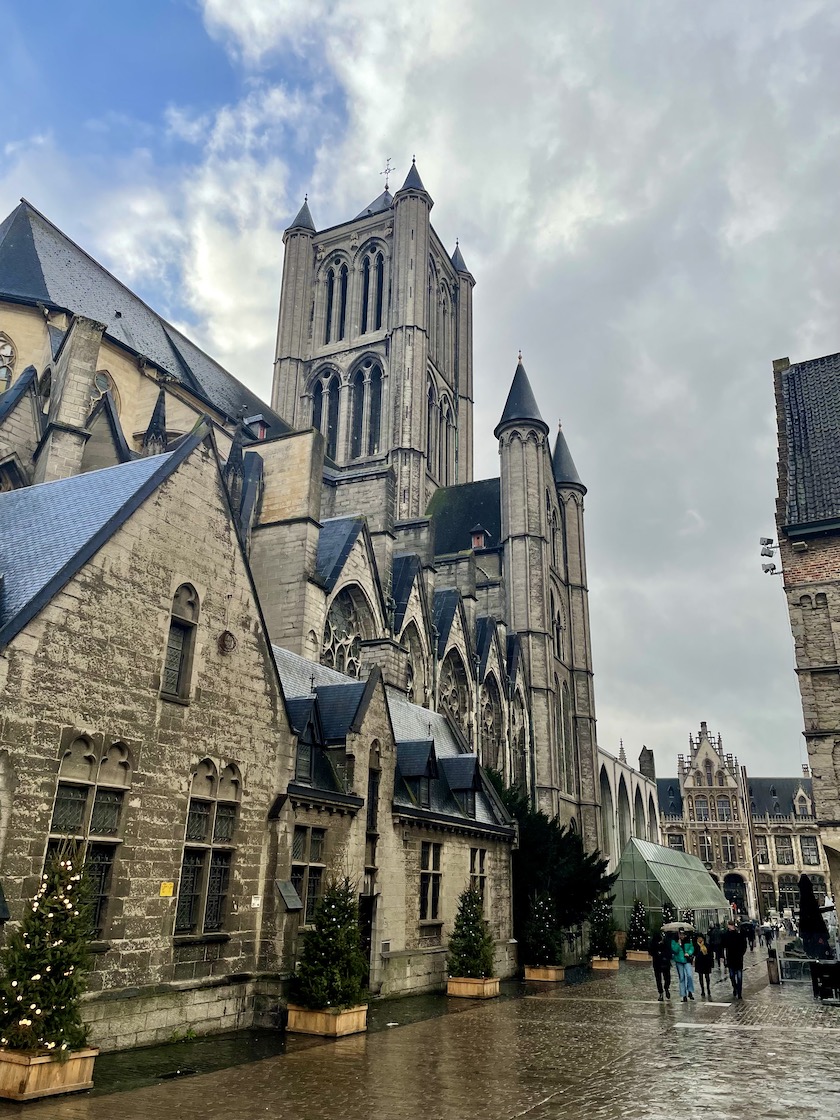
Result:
[0, 163, 601, 1048]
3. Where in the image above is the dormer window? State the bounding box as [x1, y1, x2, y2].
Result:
[457, 789, 476, 818]
[410, 775, 431, 808]
[295, 735, 314, 784]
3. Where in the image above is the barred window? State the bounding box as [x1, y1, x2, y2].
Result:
[420, 840, 442, 921]
[162, 584, 199, 700]
[175, 760, 240, 935]
[290, 825, 326, 924]
[47, 738, 131, 939]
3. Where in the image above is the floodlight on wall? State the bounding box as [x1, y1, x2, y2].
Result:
[760, 546, 776, 557]
[760, 537, 774, 546]
[762, 563, 782, 575]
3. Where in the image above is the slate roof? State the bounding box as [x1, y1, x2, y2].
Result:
[748, 777, 812, 817]
[354, 190, 394, 220]
[0, 364, 38, 426]
[0, 433, 203, 648]
[314, 516, 365, 591]
[778, 352, 840, 531]
[451, 242, 469, 274]
[0, 201, 291, 437]
[272, 645, 352, 695]
[313, 682, 367, 741]
[398, 160, 427, 195]
[439, 755, 479, 790]
[552, 423, 585, 491]
[285, 697, 316, 736]
[475, 615, 497, 681]
[392, 553, 422, 632]
[426, 477, 501, 557]
[494, 360, 547, 437]
[287, 198, 316, 232]
[657, 779, 683, 817]
[396, 741, 437, 778]
[85, 391, 134, 463]
[432, 589, 461, 658]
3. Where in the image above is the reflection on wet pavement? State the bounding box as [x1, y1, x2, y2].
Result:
[3, 951, 837, 1120]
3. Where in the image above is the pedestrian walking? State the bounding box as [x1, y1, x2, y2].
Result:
[745, 923, 756, 952]
[669, 927, 695, 1002]
[708, 923, 724, 974]
[648, 929, 671, 1001]
[694, 932, 714, 998]
[757, 926, 764, 949]
[722, 919, 747, 1000]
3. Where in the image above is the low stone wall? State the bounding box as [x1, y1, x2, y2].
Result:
[81, 973, 284, 1052]
[380, 939, 517, 997]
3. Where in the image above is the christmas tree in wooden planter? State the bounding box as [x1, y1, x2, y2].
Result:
[523, 893, 565, 981]
[287, 878, 369, 1037]
[625, 899, 651, 961]
[589, 895, 619, 970]
[0, 851, 98, 1101]
[447, 886, 499, 998]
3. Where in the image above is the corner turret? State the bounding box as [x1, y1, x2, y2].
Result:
[494, 357, 549, 438]
[551, 421, 585, 493]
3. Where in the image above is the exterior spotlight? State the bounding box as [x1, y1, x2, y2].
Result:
[760, 537, 774, 546]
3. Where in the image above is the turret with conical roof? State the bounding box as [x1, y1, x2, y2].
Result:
[272, 197, 317, 423]
[494, 357, 549, 438]
[396, 157, 431, 201]
[551, 421, 585, 493]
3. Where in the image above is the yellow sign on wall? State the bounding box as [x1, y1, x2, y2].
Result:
[159, 882, 175, 898]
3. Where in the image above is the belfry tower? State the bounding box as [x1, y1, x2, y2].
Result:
[272, 161, 475, 520]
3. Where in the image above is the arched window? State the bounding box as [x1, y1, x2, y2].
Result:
[512, 693, 528, 790]
[617, 777, 631, 853]
[325, 373, 340, 460]
[695, 796, 709, 821]
[648, 793, 658, 842]
[374, 253, 385, 330]
[0, 332, 16, 393]
[338, 264, 348, 340]
[322, 587, 375, 678]
[480, 675, 504, 771]
[350, 359, 383, 460]
[716, 796, 732, 822]
[351, 369, 365, 459]
[312, 379, 324, 433]
[91, 369, 121, 415]
[705, 760, 713, 786]
[176, 760, 241, 934]
[368, 362, 382, 455]
[361, 256, 371, 334]
[440, 400, 453, 483]
[162, 583, 199, 700]
[562, 681, 576, 795]
[48, 737, 132, 938]
[324, 268, 335, 344]
[439, 649, 470, 740]
[600, 767, 616, 863]
[551, 509, 559, 569]
[428, 262, 438, 359]
[778, 874, 799, 911]
[717, 771, 726, 786]
[427, 382, 437, 467]
[633, 787, 646, 838]
[400, 621, 426, 704]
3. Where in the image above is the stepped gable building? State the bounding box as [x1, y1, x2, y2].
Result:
[774, 351, 840, 901]
[657, 722, 830, 918]
[0, 163, 602, 1047]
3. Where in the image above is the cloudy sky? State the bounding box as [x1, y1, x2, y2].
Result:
[4, 0, 839, 776]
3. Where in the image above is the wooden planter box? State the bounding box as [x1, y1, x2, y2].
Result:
[0, 1047, 98, 1101]
[447, 976, 500, 999]
[286, 1004, 368, 1037]
[524, 965, 566, 982]
[591, 956, 619, 970]
[625, 950, 652, 962]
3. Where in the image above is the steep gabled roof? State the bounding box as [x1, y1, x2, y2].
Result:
[392, 553, 422, 633]
[0, 428, 206, 648]
[355, 190, 393, 220]
[426, 477, 501, 557]
[0, 201, 290, 437]
[749, 777, 813, 816]
[494, 360, 547, 437]
[84, 390, 134, 464]
[313, 682, 367, 741]
[432, 588, 462, 658]
[314, 516, 365, 591]
[777, 351, 840, 532]
[657, 778, 683, 817]
[0, 364, 39, 426]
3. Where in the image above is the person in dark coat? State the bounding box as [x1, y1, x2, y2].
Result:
[648, 929, 671, 1001]
[744, 923, 756, 952]
[798, 874, 832, 959]
[708, 923, 724, 974]
[722, 919, 747, 999]
[693, 932, 714, 998]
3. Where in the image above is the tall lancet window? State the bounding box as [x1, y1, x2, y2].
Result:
[374, 253, 385, 330]
[351, 370, 365, 459]
[324, 269, 335, 344]
[427, 382, 437, 468]
[367, 363, 382, 454]
[325, 374, 340, 461]
[361, 257, 371, 334]
[338, 264, 348, 340]
[312, 380, 324, 434]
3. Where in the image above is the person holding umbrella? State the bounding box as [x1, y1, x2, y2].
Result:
[667, 924, 695, 1002]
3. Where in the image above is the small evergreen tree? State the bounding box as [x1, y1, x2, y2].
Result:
[680, 908, 695, 926]
[291, 878, 368, 1010]
[447, 886, 495, 979]
[0, 850, 91, 1056]
[523, 893, 564, 967]
[589, 895, 618, 959]
[626, 898, 649, 951]
[661, 902, 675, 925]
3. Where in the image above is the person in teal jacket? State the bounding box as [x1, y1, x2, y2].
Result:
[669, 927, 695, 1001]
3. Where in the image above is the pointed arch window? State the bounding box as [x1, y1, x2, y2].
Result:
[0, 332, 15, 393]
[322, 587, 375, 678]
[176, 760, 241, 934]
[350, 359, 383, 460]
[439, 649, 470, 740]
[705, 760, 713, 786]
[338, 264, 348, 340]
[427, 382, 437, 466]
[312, 379, 324, 434]
[162, 583, 199, 700]
[48, 737, 132, 938]
[351, 369, 365, 459]
[480, 675, 504, 771]
[368, 363, 382, 454]
[374, 253, 385, 330]
[400, 622, 426, 704]
[361, 256, 371, 334]
[325, 374, 340, 460]
[324, 268, 335, 344]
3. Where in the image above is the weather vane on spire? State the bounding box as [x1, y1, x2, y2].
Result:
[381, 157, 396, 191]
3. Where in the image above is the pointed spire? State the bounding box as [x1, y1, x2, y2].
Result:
[451, 239, 469, 274]
[398, 155, 427, 194]
[494, 355, 548, 438]
[141, 387, 168, 456]
[551, 419, 585, 492]
[287, 196, 315, 233]
[223, 417, 246, 509]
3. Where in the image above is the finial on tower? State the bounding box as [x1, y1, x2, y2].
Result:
[517, 350, 523, 364]
[381, 157, 396, 191]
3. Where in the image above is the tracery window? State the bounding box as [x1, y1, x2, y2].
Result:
[360, 249, 385, 334]
[705, 760, 713, 786]
[175, 760, 240, 935]
[400, 622, 426, 704]
[350, 358, 383, 459]
[0, 332, 15, 392]
[562, 681, 576, 795]
[427, 382, 437, 467]
[323, 262, 349, 345]
[438, 649, 470, 739]
[310, 371, 340, 460]
[480, 675, 504, 771]
[321, 587, 375, 678]
[511, 693, 528, 789]
[90, 369, 120, 415]
[48, 738, 131, 939]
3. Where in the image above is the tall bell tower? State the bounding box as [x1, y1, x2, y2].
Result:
[271, 161, 474, 519]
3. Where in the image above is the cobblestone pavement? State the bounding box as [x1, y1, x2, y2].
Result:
[3, 950, 838, 1120]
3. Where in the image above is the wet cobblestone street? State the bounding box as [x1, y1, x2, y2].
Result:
[2, 951, 838, 1120]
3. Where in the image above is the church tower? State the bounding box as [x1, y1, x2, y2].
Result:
[271, 162, 474, 520]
